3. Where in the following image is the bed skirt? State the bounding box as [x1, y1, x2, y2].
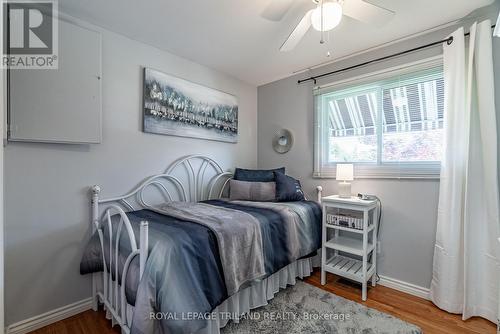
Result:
[208, 253, 320, 332]
[119, 253, 320, 333]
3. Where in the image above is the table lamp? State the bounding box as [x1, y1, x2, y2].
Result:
[336, 164, 354, 198]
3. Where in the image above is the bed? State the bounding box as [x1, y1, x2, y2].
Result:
[80, 155, 323, 334]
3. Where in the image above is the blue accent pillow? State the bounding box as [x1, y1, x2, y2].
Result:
[234, 167, 285, 182]
[274, 171, 305, 202]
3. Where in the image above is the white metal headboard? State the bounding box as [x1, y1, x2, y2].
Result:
[92, 154, 233, 211]
[88, 155, 233, 332]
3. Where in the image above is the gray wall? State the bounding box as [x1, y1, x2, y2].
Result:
[4, 19, 257, 325]
[258, 12, 500, 289]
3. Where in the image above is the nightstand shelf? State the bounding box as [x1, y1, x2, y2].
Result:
[324, 255, 375, 283]
[324, 236, 375, 256]
[321, 195, 380, 301]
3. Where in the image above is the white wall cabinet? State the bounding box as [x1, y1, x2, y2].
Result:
[8, 18, 102, 144]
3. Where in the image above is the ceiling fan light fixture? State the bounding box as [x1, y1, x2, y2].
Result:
[311, 1, 343, 32]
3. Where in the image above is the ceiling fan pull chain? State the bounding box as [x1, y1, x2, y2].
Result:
[327, 30, 332, 57]
[320, 0, 325, 44]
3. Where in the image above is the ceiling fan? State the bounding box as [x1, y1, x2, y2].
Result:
[262, 0, 395, 52]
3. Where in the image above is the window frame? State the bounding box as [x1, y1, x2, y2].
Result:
[313, 56, 444, 179]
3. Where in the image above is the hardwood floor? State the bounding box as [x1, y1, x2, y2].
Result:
[305, 271, 496, 334]
[29, 270, 496, 334]
[28, 308, 120, 334]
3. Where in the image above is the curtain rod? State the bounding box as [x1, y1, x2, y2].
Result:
[297, 24, 496, 85]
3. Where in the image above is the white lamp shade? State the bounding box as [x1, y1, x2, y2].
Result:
[494, 12, 500, 37]
[336, 164, 354, 181]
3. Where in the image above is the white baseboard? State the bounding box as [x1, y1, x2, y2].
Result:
[378, 275, 430, 300]
[6, 298, 93, 334]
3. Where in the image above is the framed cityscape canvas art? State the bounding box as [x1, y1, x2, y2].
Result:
[143, 68, 238, 143]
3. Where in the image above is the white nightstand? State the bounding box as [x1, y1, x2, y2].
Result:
[321, 195, 380, 301]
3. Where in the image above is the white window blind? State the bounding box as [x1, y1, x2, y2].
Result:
[314, 58, 444, 178]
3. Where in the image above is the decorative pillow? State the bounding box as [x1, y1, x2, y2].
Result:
[229, 180, 276, 202]
[233, 167, 285, 182]
[274, 171, 305, 202]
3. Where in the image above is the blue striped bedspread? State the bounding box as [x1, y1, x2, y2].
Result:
[80, 199, 321, 334]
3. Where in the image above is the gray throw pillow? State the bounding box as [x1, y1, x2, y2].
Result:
[229, 180, 276, 202]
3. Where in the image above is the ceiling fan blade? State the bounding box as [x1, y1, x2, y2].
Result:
[280, 10, 313, 52]
[261, 0, 295, 21]
[343, 0, 395, 27]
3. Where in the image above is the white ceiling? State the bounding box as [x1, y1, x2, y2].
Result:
[59, 0, 494, 86]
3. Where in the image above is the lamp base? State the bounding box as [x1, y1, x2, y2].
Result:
[338, 182, 351, 198]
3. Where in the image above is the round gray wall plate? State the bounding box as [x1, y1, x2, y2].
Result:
[273, 129, 293, 154]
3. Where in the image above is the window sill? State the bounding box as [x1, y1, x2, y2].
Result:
[313, 173, 440, 180]
[313, 165, 441, 180]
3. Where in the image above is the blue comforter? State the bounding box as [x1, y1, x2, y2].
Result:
[80, 200, 321, 334]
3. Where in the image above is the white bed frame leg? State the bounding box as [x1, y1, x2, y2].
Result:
[139, 221, 149, 279]
[91, 185, 101, 311]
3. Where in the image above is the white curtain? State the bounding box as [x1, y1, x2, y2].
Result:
[495, 11, 500, 37]
[430, 20, 500, 323]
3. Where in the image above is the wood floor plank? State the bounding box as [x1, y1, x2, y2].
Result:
[28, 270, 496, 334]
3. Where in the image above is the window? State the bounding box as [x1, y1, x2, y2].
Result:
[314, 59, 444, 178]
